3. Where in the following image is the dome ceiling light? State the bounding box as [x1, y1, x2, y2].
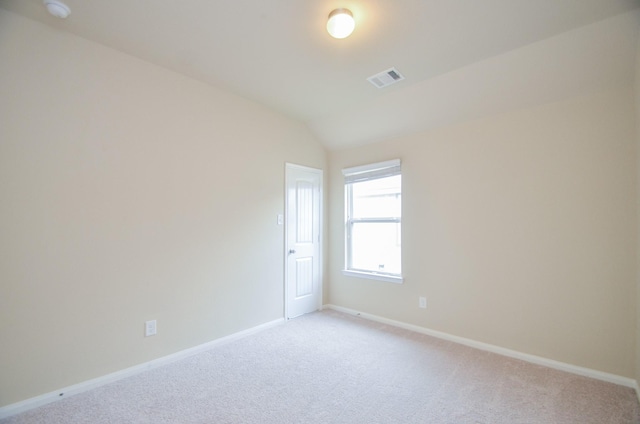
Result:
[327, 8, 355, 39]
[43, 0, 71, 19]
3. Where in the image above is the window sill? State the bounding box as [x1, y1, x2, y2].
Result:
[342, 270, 404, 284]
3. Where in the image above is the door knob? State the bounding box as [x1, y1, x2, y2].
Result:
[289, 249, 296, 254]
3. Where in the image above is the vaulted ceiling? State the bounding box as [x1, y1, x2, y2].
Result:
[1, 0, 639, 149]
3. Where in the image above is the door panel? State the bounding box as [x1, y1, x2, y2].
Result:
[296, 181, 313, 243]
[295, 257, 313, 297]
[286, 164, 322, 319]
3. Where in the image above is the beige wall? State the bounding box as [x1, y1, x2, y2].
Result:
[636, 30, 640, 387]
[329, 86, 637, 378]
[0, 9, 326, 406]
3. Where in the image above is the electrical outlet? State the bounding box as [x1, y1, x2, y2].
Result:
[145, 320, 157, 337]
[419, 297, 427, 309]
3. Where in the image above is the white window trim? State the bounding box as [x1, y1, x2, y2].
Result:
[343, 159, 403, 283]
[342, 269, 404, 284]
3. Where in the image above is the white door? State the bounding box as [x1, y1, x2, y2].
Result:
[285, 163, 322, 319]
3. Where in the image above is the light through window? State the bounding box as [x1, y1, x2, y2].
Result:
[343, 160, 402, 283]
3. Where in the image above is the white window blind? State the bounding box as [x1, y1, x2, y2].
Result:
[342, 159, 401, 184]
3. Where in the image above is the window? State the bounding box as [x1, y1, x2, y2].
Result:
[343, 159, 402, 283]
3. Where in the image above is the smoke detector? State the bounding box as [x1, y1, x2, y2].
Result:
[43, 0, 71, 19]
[367, 67, 405, 89]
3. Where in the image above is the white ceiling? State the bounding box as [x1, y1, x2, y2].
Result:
[1, 0, 639, 150]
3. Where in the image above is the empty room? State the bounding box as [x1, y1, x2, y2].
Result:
[1, 0, 640, 422]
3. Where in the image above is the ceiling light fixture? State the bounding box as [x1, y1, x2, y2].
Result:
[327, 8, 355, 39]
[43, 0, 71, 19]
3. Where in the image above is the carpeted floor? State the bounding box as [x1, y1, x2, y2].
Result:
[3, 309, 640, 423]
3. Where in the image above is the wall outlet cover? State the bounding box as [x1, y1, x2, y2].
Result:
[145, 320, 157, 337]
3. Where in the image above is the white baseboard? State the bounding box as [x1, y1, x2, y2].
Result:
[324, 304, 637, 389]
[0, 318, 285, 420]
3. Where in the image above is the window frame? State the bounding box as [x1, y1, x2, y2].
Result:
[342, 159, 403, 284]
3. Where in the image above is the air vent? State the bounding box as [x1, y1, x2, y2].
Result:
[367, 67, 405, 88]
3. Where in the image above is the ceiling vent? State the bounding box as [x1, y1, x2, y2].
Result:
[367, 67, 405, 89]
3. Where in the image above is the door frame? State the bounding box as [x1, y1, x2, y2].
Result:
[284, 163, 323, 320]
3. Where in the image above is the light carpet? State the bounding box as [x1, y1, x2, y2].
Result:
[2, 309, 639, 423]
